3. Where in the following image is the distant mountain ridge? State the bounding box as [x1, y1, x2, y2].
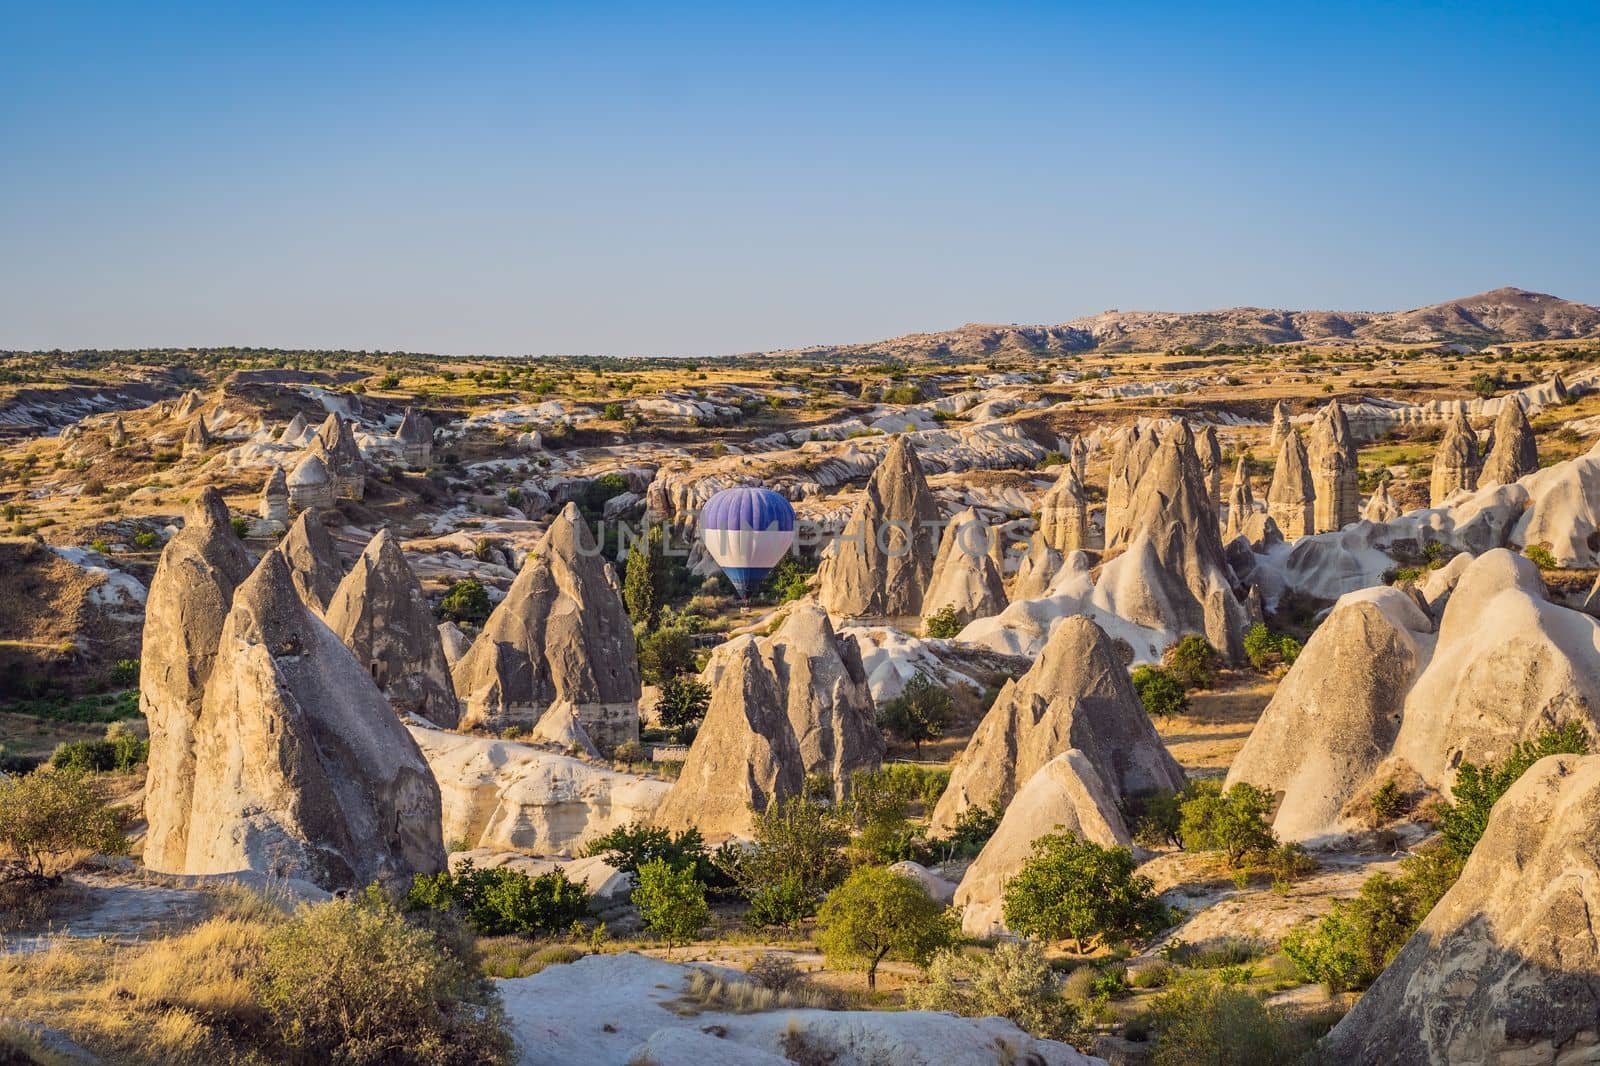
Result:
[770, 288, 1600, 360]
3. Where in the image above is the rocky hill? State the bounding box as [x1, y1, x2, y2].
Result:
[772, 287, 1600, 360]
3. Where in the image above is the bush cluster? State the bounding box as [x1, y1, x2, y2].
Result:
[406, 860, 591, 937]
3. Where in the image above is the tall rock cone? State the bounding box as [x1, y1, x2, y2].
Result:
[1308, 399, 1360, 533]
[1364, 480, 1401, 523]
[1480, 397, 1539, 487]
[1269, 400, 1293, 454]
[1196, 424, 1222, 505]
[1429, 410, 1481, 505]
[655, 640, 805, 838]
[1321, 754, 1600, 1063]
[929, 616, 1185, 833]
[1091, 432, 1252, 662]
[276, 509, 343, 613]
[1038, 462, 1089, 554]
[1267, 430, 1315, 539]
[816, 435, 941, 619]
[1009, 534, 1063, 602]
[180, 551, 445, 889]
[1105, 426, 1161, 549]
[1223, 455, 1255, 541]
[324, 529, 461, 728]
[141, 488, 253, 873]
[922, 507, 1008, 628]
[451, 503, 640, 737]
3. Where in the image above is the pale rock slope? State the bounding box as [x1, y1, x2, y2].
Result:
[921, 506, 1007, 626]
[817, 435, 942, 619]
[276, 509, 344, 613]
[409, 726, 670, 854]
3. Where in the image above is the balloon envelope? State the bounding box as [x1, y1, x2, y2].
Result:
[701, 486, 796, 597]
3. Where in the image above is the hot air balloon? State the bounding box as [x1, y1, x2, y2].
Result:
[700, 485, 797, 599]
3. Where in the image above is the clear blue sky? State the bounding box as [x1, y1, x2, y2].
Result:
[2, 2, 1596, 357]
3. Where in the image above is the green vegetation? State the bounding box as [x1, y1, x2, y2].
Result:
[580, 822, 726, 887]
[50, 721, 148, 773]
[910, 942, 1080, 1041]
[633, 857, 710, 953]
[875, 673, 951, 755]
[635, 623, 697, 685]
[1132, 665, 1188, 717]
[0, 768, 127, 882]
[406, 860, 591, 937]
[1242, 622, 1300, 671]
[1002, 832, 1170, 953]
[439, 578, 491, 625]
[1437, 721, 1588, 859]
[1139, 972, 1341, 1065]
[1163, 634, 1220, 689]
[1524, 544, 1558, 570]
[816, 866, 956, 989]
[922, 605, 962, 639]
[1177, 782, 1277, 868]
[622, 526, 670, 629]
[730, 797, 850, 927]
[654, 676, 710, 737]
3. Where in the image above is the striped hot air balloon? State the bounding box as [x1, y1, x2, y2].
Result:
[700, 486, 797, 599]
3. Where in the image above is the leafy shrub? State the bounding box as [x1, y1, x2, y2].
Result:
[1242, 623, 1299, 672]
[816, 867, 956, 989]
[1524, 544, 1558, 570]
[1132, 665, 1188, 717]
[439, 578, 491, 625]
[1282, 873, 1417, 992]
[634, 857, 709, 952]
[636, 624, 696, 684]
[1163, 635, 1220, 689]
[846, 768, 925, 865]
[133, 530, 160, 549]
[1438, 721, 1588, 859]
[876, 673, 951, 755]
[747, 952, 804, 991]
[50, 721, 148, 773]
[656, 676, 710, 735]
[734, 798, 850, 927]
[922, 605, 962, 639]
[0, 768, 127, 882]
[909, 942, 1080, 1041]
[406, 860, 590, 937]
[581, 822, 724, 885]
[1369, 779, 1404, 824]
[110, 658, 140, 687]
[1140, 973, 1338, 1066]
[927, 799, 1003, 862]
[258, 892, 513, 1065]
[1002, 832, 1170, 953]
[1178, 782, 1277, 867]
[230, 516, 250, 539]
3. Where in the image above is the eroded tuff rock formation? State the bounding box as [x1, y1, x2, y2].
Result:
[1225, 587, 1433, 842]
[1321, 754, 1600, 1064]
[1308, 399, 1360, 533]
[1092, 428, 1252, 661]
[276, 509, 343, 613]
[1269, 400, 1293, 454]
[1009, 535, 1063, 601]
[817, 435, 941, 619]
[451, 503, 640, 742]
[141, 489, 254, 873]
[1037, 461, 1089, 554]
[1480, 396, 1540, 487]
[922, 507, 1007, 627]
[1430, 410, 1481, 505]
[1223, 454, 1255, 541]
[1104, 425, 1160, 550]
[324, 529, 460, 728]
[1267, 429, 1315, 540]
[1196, 423, 1222, 504]
[179, 551, 446, 889]
[654, 640, 804, 838]
[685, 603, 883, 814]
[1363, 479, 1401, 523]
[953, 750, 1130, 936]
[930, 615, 1185, 833]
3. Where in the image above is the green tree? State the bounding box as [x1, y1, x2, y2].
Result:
[734, 797, 850, 927]
[623, 526, 670, 630]
[439, 578, 490, 625]
[0, 769, 127, 882]
[1132, 665, 1188, 717]
[1002, 833, 1170, 953]
[1282, 873, 1419, 992]
[655, 676, 710, 736]
[406, 861, 590, 937]
[909, 941, 1079, 1041]
[876, 673, 951, 756]
[922, 605, 963, 639]
[634, 857, 710, 954]
[1178, 782, 1277, 867]
[816, 867, 957, 989]
[1163, 635, 1220, 689]
[636, 624, 696, 684]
